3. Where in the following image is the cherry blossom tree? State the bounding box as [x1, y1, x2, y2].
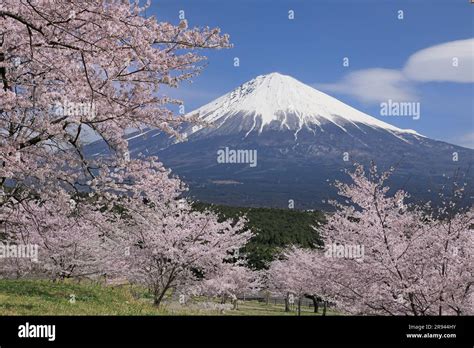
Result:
[0, 196, 115, 280]
[198, 263, 262, 309]
[0, 156, 180, 280]
[0, 0, 229, 214]
[0, 0, 232, 284]
[81, 156, 254, 306]
[0, 150, 256, 309]
[1, 1, 230, 198]
[115, 195, 253, 307]
[321, 164, 473, 316]
[267, 246, 332, 315]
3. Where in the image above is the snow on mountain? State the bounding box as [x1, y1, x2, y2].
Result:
[87, 72, 472, 209]
[184, 72, 422, 140]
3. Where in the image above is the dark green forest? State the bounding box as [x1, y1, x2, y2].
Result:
[193, 202, 326, 269]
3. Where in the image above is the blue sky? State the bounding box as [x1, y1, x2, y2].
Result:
[149, 0, 473, 148]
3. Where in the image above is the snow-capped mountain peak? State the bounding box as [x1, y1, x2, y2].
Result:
[185, 72, 421, 138]
[87, 74, 472, 210]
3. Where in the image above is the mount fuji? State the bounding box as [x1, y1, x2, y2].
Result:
[87, 72, 473, 209]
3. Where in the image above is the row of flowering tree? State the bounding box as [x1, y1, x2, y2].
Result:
[0, 0, 259, 307]
[266, 164, 473, 316]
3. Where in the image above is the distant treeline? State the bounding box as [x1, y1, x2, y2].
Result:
[192, 202, 325, 269]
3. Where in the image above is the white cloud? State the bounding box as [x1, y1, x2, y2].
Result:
[315, 68, 418, 104]
[403, 38, 474, 83]
[316, 38, 474, 104]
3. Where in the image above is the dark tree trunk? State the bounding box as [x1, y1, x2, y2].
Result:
[154, 289, 166, 307]
[153, 284, 169, 307]
[285, 292, 290, 312]
[323, 300, 327, 316]
[305, 295, 320, 313]
[312, 296, 319, 313]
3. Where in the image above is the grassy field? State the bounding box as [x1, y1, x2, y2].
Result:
[0, 279, 337, 316]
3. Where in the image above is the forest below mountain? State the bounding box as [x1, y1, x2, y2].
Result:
[192, 202, 325, 269]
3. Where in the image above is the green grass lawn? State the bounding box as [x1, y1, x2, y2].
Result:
[0, 279, 338, 316]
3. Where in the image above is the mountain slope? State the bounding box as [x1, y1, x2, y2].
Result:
[87, 73, 473, 209]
